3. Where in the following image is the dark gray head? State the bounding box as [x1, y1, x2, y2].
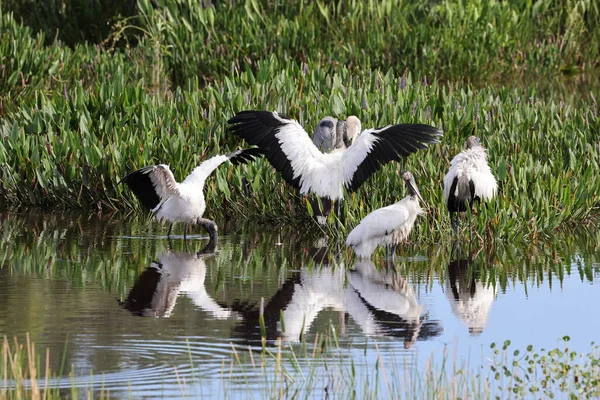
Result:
[402, 171, 423, 203]
[313, 116, 338, 152]
[318, 117, 336, 131]
[466, 136, 482, 149]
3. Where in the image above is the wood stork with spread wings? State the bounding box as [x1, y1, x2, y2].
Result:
[346, 171, 424, 259]
[227, 111, 442, 202]
[444, 136, 497, 235]
[120, 148, 262, 239]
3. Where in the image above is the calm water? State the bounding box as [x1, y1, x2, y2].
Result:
[0, 211, 599, 398]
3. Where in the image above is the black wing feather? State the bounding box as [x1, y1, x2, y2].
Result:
[120, 167, 161, 210]
[228, 111, 302, 188]
[346, 123, 442, 192]
[227, 147, 265, 165]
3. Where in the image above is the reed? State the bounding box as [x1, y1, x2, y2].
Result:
[3, 332, 598, 399]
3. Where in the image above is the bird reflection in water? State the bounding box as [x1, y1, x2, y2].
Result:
[120, 239, 237, 319]
[229, 243, 442, 348]
[347, 259, 434, 349]
[445, 242, 496, 335]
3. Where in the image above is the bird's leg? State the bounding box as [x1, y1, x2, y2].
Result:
[451, 213, 460, 236]
[468, 207, 473, 247]
[167, 222, 174, 238]
[184, 222, 189, 240]
[197, 218, 218, 253]
[391, 243, 398, 256]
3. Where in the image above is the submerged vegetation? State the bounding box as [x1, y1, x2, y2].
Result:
[0, 0, 599, 241]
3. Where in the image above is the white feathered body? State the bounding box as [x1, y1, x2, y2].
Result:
[346, 196, 423, 258]
[445, 276, 496, 335]
[277, 122, 380, 199]
[153, 154, 229, 223]
[444, 146, 497, 205]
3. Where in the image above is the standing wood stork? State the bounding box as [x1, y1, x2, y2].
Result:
[120, 148, 262, 239]
[227, 111, 442, 204]
[346, 171, 424, 259]
[444, 136, 497, 235]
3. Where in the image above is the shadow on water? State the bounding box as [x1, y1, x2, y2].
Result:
[0, 210, 599, 396]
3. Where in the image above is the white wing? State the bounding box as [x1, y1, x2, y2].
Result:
[182, 154, 229, 188]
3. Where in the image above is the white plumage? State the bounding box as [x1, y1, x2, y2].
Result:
[228, 111, 442, 201]
[346, 171, 424, 259]
[347, 260, 423, 322]
[278, 262, 437, 343]
[443, 136, 497, 232]
[120, 148, 261, 238]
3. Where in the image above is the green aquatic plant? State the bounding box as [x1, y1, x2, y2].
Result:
[0, 3, 599, 240]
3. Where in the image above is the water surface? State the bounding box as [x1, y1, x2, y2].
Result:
[0, 211, 598, 398]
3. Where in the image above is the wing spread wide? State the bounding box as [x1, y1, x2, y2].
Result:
[228, 111, 325, 189]
[343, 124, 443, 192]
[228, 110, 442, 199]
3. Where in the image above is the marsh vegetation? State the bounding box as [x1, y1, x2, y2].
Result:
[1, 0, 599, 398]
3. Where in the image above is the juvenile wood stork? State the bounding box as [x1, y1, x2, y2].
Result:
[443, 136, 497, 235]
[120, 148, 262, 239]
[346, 171, 424, 259]
[227, 111, 442, 203]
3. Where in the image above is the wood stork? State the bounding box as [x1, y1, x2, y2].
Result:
[227, 111, 442, 204]
[346, 171, 424, 259]
[444, 136, 497, 235]
[311, 115, 362, 222]
[120, 148, 262, 239]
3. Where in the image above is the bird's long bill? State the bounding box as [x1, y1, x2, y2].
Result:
[407, 179, 424, 203]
